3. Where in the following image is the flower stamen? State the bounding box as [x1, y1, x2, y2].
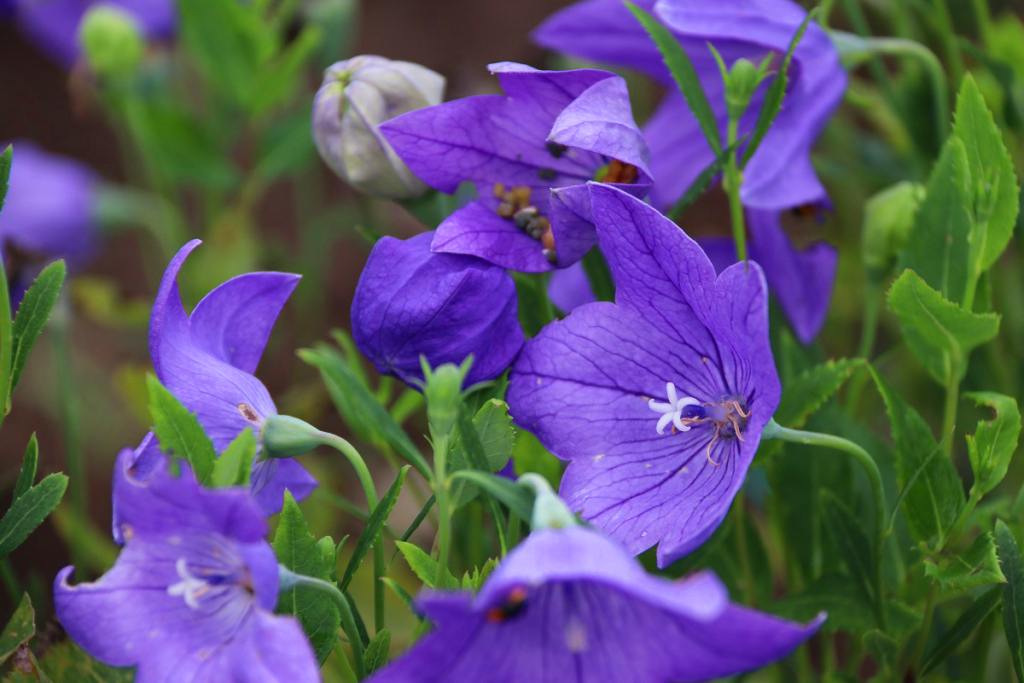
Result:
[167, 558, 211, 610]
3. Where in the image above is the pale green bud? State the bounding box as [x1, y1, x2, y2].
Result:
[79, 6, 145, 78]
[261, 414, 324, 459]
[862, 182, 924, 279]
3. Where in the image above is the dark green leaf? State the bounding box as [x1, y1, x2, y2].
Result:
[363, 628, 390, 675]
[210, 428, 255, 488]
[862, 629, 898, 673]
[667, 139, 742, 220]
[952, 75, 1019, 275]
[924, 532, 1006, 593]
[451, 400, 515, 474]
[447, 471, 534, 522]
[146, 375, 217, 484]
[899, 136, 972, 303]
[964, 392, 1021, 497]
[625, 2, 721, 153]
[0, 146, 11, 216]
[821, 491, 878, 617]
[921, 586, 1001, 675]
[300, 344, 431, 479]
[273, 492, 340, 664]
[740, 11, 814, 166]
[339, 467, 408, 591]
[394, 540, 459, 589]
[13, 435, 38, 501]
[0, 594, 34, 666]
[888, 269, 1000, 385]
[10, 260, 66, 395]
[0, 474, 67, 560]
[996, 519, 1024, 682]
[870, 367, 964, 547]
[776, 358, 865, 429]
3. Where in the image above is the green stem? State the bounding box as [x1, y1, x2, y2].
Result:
[942, 365, 960, 457]
[0, 558, 20, 603]
[845, 277, 883, 415]
[281, 569, 366, 680]
[318, 432, 385, 634]
[432, 434, 453, 587]
[945, 488, 982, 550]
[734, 492, 758, 608]
[763, 419, 889, 630]
[972, 0, 994, 50]
[723, 117, 747, 263]
[911, 584, 938, 676]
[930, 0, 965, 85]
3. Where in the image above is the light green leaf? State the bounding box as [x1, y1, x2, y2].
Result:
[210, 428, 255, 488]
[394, 540, 459, 590]
[964, 392, 1021, 497]
[870, 367, 964, 547]
[10, 260, 66, 396]
[996, 520, 1024, 682]
[273, 492, 340, 664]
[13, 435, 38, 501]
[921, 586, 1001, 675]
[952, 75, 1019, 275]
[0, 594, 34, 666]
[924, 531, 1006, 593]
[146, 375, 217, 484]
[451, 400, 515, 473]
[447, 471, 535, 522]
[899, 136, 972, 303]
[776, 359, 865, 429]
[363, 628, 390, 676]
[0, 474, 68, 560]
[625, 2, 721, 154]
[888, 269, 1000, 385]
[339, 467, 407, 591]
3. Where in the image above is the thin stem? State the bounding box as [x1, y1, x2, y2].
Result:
[432, 434, 453, 587]
[846, 278, 883, 415]
[723, 117, 747, 263]
[910, 584, 938, 676]
[945, 488, 982, 550]
[930, 0, 965, 85]
[318, 432, 385, 634]
[763, 419, 889, 630]
[734, 492, 758, 608]
[972, 0, 994, 50]
[282, 570, 366, 680]
[942, 365, 960, 457]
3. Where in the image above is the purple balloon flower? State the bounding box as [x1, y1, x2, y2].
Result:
[368, 525, 822, 683]
[55, 453, 320, 682]
[507, 184, 780, 566]
[351, 231, 524, 387]
[0, 141, 99, 302]
[380, 62, 652, 272]
[15, 0, 175, 67]
[533, 0, 847, 213]
[144, 239, 317, 514]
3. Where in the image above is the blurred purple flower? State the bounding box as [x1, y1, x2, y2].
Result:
[369, 525, 822, 682]
[533, 0, 847, 212]
[0, 0, 14, 20]
[147, 240, 316, 515]
[56, 454, 319, 682]
[352, 231, 524, 387]
[381, 62, 652, 272]
[507, 184, 780, 566]
[14, 0, 175, 67]
[0, 141, 98, 302]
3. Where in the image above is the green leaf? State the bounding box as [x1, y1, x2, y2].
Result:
[447, 471, 535, 522]
[273, 492, 340, 665]
[0, 474, 68, 560]
[363, 628, 390, 676]
[300, 343, 431, 479]
[178, 0, 269, 106]
[899, 136, 972, 303]
[146, 375, 217, 484]
[625, 2, 721, 154]
[997, 520, 1024, 682]
[0, 145, 12, 216]
[0, 594, 34, 666]
[821, 491, 878, 618]
[13, 435, 38, 501]
[210, 428, 255, 488]
[740, 10, 814, 166]
[394, 540, 459, 590]
[952, 74, 1020, 276]
[924, 531, 1006, 593]
[888, 269, 1000, 385]
[9, 260, 66, 396]
[339, 467, 407, 591]
[964, 392, 1021, 497]
[4, 640, 134, 683]
[921, 586, 1001, 675]
[250, 25, 322, 115]
[580, 247, 615, 304]
[870, 367, 964, 547]
[381, 577, 416, 614]
[775, 359, 865, 429]
[770, 573, 876, 633]
[862, 629, 898, 673]
[451, 400, 516, 473]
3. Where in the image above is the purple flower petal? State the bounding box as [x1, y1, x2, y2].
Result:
[547, 260, 596, 314]
[432, 202, 555, 273]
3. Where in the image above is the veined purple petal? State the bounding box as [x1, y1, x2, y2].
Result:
[432, 202, 556, 273]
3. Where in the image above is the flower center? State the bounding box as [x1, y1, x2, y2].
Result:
[594, 159, 639, 184]
[485, 586, 529, 624]
[167, 557, 252, 610]
[647, 382, 750, 465]
[492, 183, 557, 264]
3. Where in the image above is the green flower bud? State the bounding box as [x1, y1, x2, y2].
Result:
[79, 6, 145, 79]
[861, 181, 924, 279]
[519, 474, 579, 530]
[261, 414, 325, 459]
[420, 357, 473, 440]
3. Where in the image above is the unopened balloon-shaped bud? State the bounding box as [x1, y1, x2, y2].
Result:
[261, 414, 325, 459]
[312, 55, 445, 199]
[79, 5, 145, 78]
[862, 181, 924, 280]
